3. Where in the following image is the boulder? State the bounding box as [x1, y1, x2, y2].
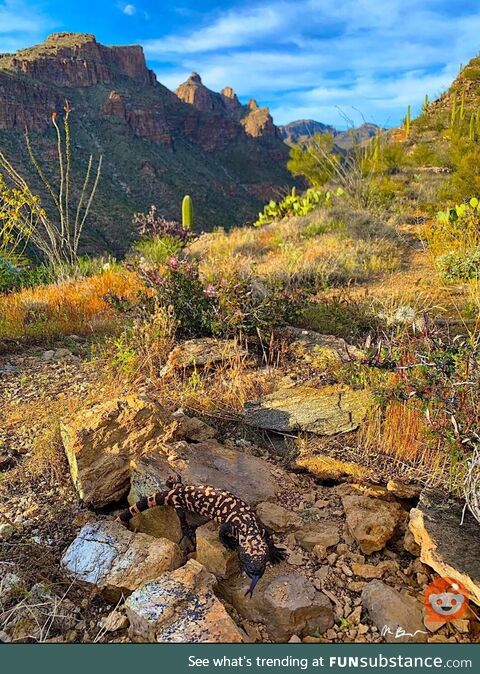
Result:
[255, 502, 302, 533]
[342, 495, 405, 554]
[285, 327, 365, 364]
[128, 440, 289, 539]
[61, 521, 182, 600]
[161, 338, 247, 375]
[295, 455, 375, 482]
[361, 580, 427, 643]
[409, 489, 480, 606]
[60, 396, 171, 508]
[220, 567, 333, 642]
[195, 522, 239, 579]
[244, 384, 372, 436]
[125, 560, 244, 643]
[294, 523, 340, 551]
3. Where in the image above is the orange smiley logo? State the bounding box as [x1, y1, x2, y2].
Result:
[424, 577, 469, 622]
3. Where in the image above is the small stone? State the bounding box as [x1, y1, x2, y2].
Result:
[196, 522, 239, 579]
[295, 523, 340, 551]
[327, 553, 338, 565]
[42, 350, 55, 361]
[351, 561, 397, 579]
[348, 581, 366, 592]
[99, 610, 129, 633]
[314, 499, 329, 509]
[313, 545, 327, 562]
[0, 523, 14, 540]
[288, 634, 302, 643]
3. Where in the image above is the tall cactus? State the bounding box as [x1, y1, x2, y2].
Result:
[422, 94, 429, 113]
[469, 113, 475, 141]
[450, 93, 457, 128]
[404, 105, 411, 137]
[460, 91, 465, 120]
[182, 194, 193, 230]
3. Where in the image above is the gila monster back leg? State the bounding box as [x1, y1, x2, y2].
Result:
[264, 526, 287, 564]
[219, 522, 238, 550]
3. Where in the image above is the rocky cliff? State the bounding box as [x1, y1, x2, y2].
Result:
[0, 33, 293, 255]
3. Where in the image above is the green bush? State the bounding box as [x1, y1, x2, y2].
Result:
[132, 236, 184, 264]
[436, 248, 480, 281]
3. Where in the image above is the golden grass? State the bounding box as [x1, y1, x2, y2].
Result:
[0, 269, 147, 340]
[191, 210, 400, 289]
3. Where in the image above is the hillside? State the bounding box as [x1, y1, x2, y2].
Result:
[0, 33, 293, 255]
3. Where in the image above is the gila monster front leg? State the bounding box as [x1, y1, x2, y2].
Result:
[174, 505, 197, 547]
[219, 522, 239, 550]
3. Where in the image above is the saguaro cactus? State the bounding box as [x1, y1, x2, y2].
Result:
[182, 194, 193, 229]
[404, 105, 411, 137]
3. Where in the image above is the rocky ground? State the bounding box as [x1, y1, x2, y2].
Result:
[1, 336, 479, 644]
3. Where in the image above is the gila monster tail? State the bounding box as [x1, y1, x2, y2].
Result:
[115, 490, 168, 524]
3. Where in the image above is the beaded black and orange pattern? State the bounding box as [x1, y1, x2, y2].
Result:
[116, 477, 285, 596]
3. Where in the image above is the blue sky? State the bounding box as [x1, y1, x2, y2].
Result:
[1, 0, 480, 128]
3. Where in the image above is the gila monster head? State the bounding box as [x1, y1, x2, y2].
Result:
[239, 536, 269, 597]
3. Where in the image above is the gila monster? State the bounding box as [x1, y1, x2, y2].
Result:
[116, 477, 286, 596]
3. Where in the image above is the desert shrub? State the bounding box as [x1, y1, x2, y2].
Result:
[436, 248, 480, 281]
[133, 236, 184, 264]
[287, 133, 339, 186]
[133, 205, 190, 243]
[410, 143, 446, 167]
[0, 255, 23, 293]
[140, 253, 307, 339]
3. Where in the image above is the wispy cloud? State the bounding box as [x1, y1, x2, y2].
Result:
[143, 0, 480, 126]
[121, 3, 136, 16]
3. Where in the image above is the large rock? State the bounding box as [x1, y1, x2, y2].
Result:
[61, 522, 182, 600]
[244, 384, 372, 436]
[255, 502, 302, 533]
[294, 523, 340, 551]
[342, 495, 405, 554]
[60, 396, 171, 508]
[409, 489, 480, 606]
[196, 522, 240, 579]
[128, 439, 290, 539]
[285, 327, 365, 364]
[161, 338, 247, 375]
[220, 567, 334, 642]
[361, 580, 428, 643]
[125, 560, 244, 643]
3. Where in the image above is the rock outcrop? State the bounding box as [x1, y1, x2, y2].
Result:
[160, 337, 247, 375]
[125, 560, 244, 642]
[285, 327, 366, 365]
[244, 384, 372, 436]
[409, 490, 480, 605]
[61, 522, 182, 600]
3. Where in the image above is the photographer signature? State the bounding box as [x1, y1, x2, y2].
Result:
[381, 625, 428, 639]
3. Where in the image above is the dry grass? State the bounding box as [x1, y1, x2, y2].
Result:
[0, 269, 146, 340]
[191, 208, 401, 289]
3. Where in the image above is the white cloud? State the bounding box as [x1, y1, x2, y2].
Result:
[145, 0, 480, 127]
[122, 3, 137, 16]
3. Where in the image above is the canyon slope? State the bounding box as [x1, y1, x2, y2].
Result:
[0, 33, 293, 255]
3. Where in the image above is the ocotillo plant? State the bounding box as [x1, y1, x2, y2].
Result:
[182, 195, 193, 229]
[460, 91, 466, 120]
